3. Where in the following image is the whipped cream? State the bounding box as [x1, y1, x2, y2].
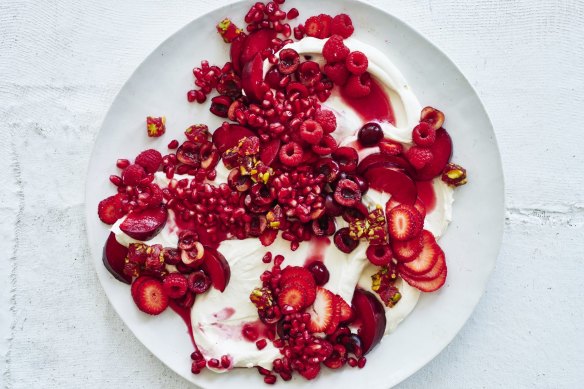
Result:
[111, 36, 456, 372]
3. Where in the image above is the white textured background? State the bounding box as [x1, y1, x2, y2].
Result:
[1, 0, 583, 388]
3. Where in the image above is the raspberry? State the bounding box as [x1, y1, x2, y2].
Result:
[346, 51, 369, 75]
[279, 141, 304, 166]
[122, 164, 146, 185]
[97, 194, 124, 224]
[299, 120, 324, 144]
[331, 14, 355, 38]
[412, 122, 437, 147]
[314, 109, 337, 133]
[287, 8, 299, 20]
[304, 16, 322, 37]
[312, 134, 338, 155]
[324, 62, 350, 86]
[162, 273, 189, 299]
[316, 14, 333, 39]
[135, 149, 162, 174]
[322, 35, 350, 63]
[406, 146, 434, 169]
[343, 73, 371, 98]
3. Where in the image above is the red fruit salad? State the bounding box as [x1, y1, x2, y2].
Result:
[97, 0, 468, 384]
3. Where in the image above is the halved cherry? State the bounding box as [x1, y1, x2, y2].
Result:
[119, 205, 168, 241]
[414, 128, 452, 181]
[362, 166, 417, 205]
[201, 248, 231, 292]
[350, 288, 386, 354]
[103, 232, 131, 284]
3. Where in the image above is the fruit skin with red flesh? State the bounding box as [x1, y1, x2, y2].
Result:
[239, 29, 277, 68]
[363, 166, 418, 205]
[200, 248, 231, 292]
[280, 266, 316, 305]
[387, 204, 423, 241]
[350, 288, 386, 354]
[414, 128, 452, 181]
[259, 138, 281, 165]
[103, 232, 131, 284]
[400, 230, 440, 275]
[392, 235, 424, 263]
[241, 54, 266, 102]
[325, 296, 342, 335]
[278, 285, 307, 313]
[131, 276, 153, 300]
[400, 266, 447, 292]
[98, 194, 125, 225]
[132, 278, 169, 315]
[119, 205, 168, 241]
[357, 152, 415, 177]
[307, 287, 337, 333]
[229, 35, 246, 75]
[400, 249, 446, 281]
[337, 296, 353, 322]
[212, 124, 254, 154]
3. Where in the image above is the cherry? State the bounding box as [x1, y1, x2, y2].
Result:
[307, 262, 330, 286]
[332, 147, 358, 173]
[311, 215, 336, 236]
[315, 158, 340, 183]
[278, 49, 300, 75]
[334, 228, 359, 253]
[358, 122, 383, 146]
[324, 194, 344, 217]
[188, 270, 211, 294]
[334, 179, 361, 207]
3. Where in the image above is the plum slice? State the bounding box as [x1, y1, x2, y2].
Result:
[119, 205, 168, 241]
[362, 166, 417, 205]
[414, 128, 452, 181]
[241, 53, 266, 102]
[212, 124, 255, 154]
[103, 232, 131, 284]
[350, 288, 387, 354]
[239, 29, 277, 68]
[201, 248, 231, 292]
[357, 152, 415, 177]
[259, 138, 281, 166]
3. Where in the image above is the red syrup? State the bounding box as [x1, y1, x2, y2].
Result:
[416, 180, 436, 213]
[304, 236, 331, 266]
[340, 76, 395, 124]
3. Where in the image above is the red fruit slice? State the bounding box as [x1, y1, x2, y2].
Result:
[387, 204, 423, 241]
[307, 287, 336, 333]
[278, 285, 307, 313]
[401, 266, 447, 292]
[392, 235, 424, 263]
[241, 53, 266, 102]
[363, 166, 417, 205]
[350, 288, 386, 354]
[201, 248, 231, 292]
[102, 232, 131, 284]
[325, 296, 342, 335]
[337, 295, 353, 322]
[259, 229, 278, 246]
[400, 231, 440, 275]
[119, 205, 168, 241]
[239, 29, 277, 68]
[230, 34, 246, 75]
[286, 279, 317, 307]
[401, 249, 446, 281]
[357, 152, 414, 177]
[131, 275, 154, 300]
[132, 278, 169, 315]
[98, 194, 124, 225]
[259, 138, 281, 165]
[212, 124, 255, 154]
[414, 128, 452, 181]
[280, 266, 315, 288]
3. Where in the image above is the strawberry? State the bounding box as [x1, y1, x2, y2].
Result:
[97, 194, 124, 225]
[378, 139, 404, 156]
[278, 284, 307, 313]
[317, 14, 333, 38]
[402, 250, 446, 281]
[131, 276, 153, 300]
[399, 231, 440, 275]
[132, 278, 169, 315]
[135, 149, 162, 174]
[392, 235, 424, 263]
[414, 198, 427, 219]
[280, 266, 315, 288]
[307, 287, 336, 333]
[401, 266, 447, 292]
[325, 296, 341, 335]
[387, 204, 423, 241]
[337, 296, 353, 322]
[304, 16, 322, 38]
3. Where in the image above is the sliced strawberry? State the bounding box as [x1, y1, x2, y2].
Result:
[399, 231, 440, 275]
[316, 14, 333, 39]
[280, 266, 315, 287]
[132, 278, 169, 315]
[97, 194, 124, 225]
[401, 266, 447, 292]
[307, 287, 335, 333]
[131, 276, 153, 300]
[387, 204, 423, 241]
[278, 284, 307, 313]
[402, 249, 446, 281]
[337, 295, 353, 322]
[325, 296, 341, 335]
[285, 279, 316, 306]
[414, 198, 426, 219]
[304, 16, 322, 38]
[392, 235, 424, 263]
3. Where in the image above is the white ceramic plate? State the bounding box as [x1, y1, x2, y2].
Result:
[85, 0, 504, 387]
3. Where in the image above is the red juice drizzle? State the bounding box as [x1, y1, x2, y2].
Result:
[304, 236, 331, 266]
[168, 300, 198, 351]
[340, 76, 395, 124]
[416, 180, 436, 213]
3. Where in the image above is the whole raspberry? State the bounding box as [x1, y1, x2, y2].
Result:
[312, 134, 338, 156]
[322, 35, 349, 63]
[343, 73, 371, 98]
[331, 14, 355, 38]
[299, 120, 324, 145]
[412, 122, 437, 147]
[314, 109, 337, 133]
[317, 14, 333, 39]
[163, 273, 189, 299]
[406, 146, 434, 169]
[122, 164, 146, 185]
[135, 149, 163, 174]
[324, 62, 350, 86]
[304, 16, 322, 38]
[279, 142, 304, 166]
[346, 51, 369, 75]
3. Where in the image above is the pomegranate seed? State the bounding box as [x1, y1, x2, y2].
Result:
[264, 375, 277, 384]
[207, 358, 220, 368]
[358, 357, 367, 368]
[348, 357, 358, 367]
[221, 355, 231, 368]
[116, 159, 130, 169]
[256, 339, 268, 350]
[287, 8, 299, 19]
[167, 139, 179, 149]
[109, 175, 122, 186]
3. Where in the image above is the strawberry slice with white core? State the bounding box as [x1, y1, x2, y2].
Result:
[401, 249, 446, 281]
[337, 295, 353, 322]
[325, 295, 342, 335]
[133, 278, 169, 315]
[392, 235, 424, 263]
[387, 204, 423, 241]
[307, 287, 337, 333]
[400, 230, 440, 275]
[401, 266, 447, 292]
[278, 285, 307, 314]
